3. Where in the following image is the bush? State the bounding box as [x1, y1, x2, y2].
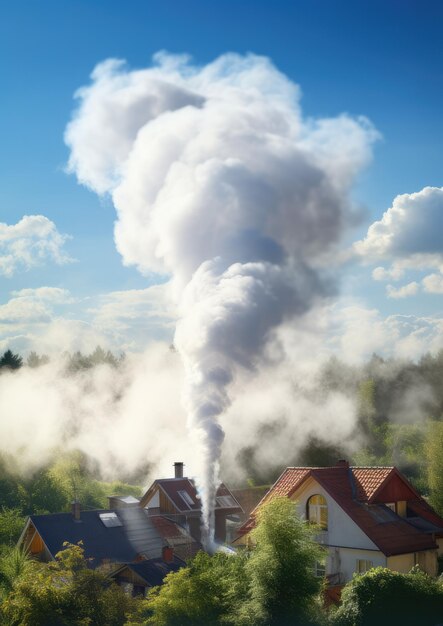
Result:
[332, 566, 443, 626]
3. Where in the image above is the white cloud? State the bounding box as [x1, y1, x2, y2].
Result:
[89, 283, 176, 350]
[11, 287, 74, 303]
[0, 283, 176, 356]
[422, 272, 443, 294]
[0, 215, 72, 277]
[386, 281, 419, 299]
[355, 187, 443, 273]
[328, 304, 443, 362]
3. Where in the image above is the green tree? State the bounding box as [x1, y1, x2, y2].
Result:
[426, 420, 443, 515]
[1, 543, 136, 625]
[243, 497, 325, 626]
[134, 551, 248, 626]
[332, 566, 443, 626]
[0, 547, 31, 601]
[0, 350, 23, 371]
[0, 508, 25, 547]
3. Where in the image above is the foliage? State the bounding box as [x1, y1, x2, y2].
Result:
[0, 350, 23, 371]
[134, 497, 326, 626]
[332, 566, 443, 626]
[0, 451, 141, 520]
[132, 551, 248, 626]
[26, 352, 49, 368]
[0, 509, 25, 546]
[65, 346, 122, 372]
[0, 547, 31, 600]
[0, 543, 136, 626]
[244, 497, 325, 626]
[426, 420, 443, 514]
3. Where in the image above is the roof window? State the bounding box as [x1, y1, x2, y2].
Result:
[99, 512, 122, 527]
[178, 490, 194, 508]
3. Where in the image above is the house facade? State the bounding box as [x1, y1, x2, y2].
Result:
[140, 462, 243, 543]
[235, 461, 443, 584]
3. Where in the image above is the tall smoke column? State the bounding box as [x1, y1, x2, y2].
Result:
[65, 52, 377, 542]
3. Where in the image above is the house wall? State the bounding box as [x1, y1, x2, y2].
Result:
[146, 490, 160, 508]
[437, 537, 443, 557]
[387, 550, 438, 576]
[336, 547, 386, 582]
[292, 478, 380, 551]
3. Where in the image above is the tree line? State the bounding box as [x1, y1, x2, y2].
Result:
[0, 346, 123, 372]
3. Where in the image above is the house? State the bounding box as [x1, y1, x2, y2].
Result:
[109, 546, 184, 597]
[226, 486, 270, 543]
[234, 460, 443, 587]
[140, 462, 243, 543]
[18, 501, 201, 567]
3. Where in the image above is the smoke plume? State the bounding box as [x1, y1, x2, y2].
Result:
[65, 52, 376, 539]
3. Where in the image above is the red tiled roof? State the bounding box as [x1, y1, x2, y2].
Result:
[237, 464, 443, 556]
[352, 467, 393, 501]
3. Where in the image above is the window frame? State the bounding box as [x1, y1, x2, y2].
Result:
[306, 494, 328, 530]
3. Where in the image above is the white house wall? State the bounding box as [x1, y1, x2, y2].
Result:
[292, 477, 380, 551]
[291, 477, 384, 582]
[337, 547, 386, 581]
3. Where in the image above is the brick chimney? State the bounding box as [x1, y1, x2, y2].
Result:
[71, 501, 81, 521]
[162, 545, 174, 563]
[336, 460, 350, 468]
[174, 462, 184, 478]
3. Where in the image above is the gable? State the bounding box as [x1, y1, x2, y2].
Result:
[371, 472, 418, 504]
[291, 477, 380, 551]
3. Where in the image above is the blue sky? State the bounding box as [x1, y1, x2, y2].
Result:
[0, 0, 442, 359]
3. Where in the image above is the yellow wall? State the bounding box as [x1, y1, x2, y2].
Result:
[387, 551, 437, 576]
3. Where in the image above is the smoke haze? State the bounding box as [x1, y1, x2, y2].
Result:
[63, 52, 378, 537]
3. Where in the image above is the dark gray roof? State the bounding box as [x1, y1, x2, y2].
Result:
[113, 557, 184, 587]
[29, 508, 185, 567]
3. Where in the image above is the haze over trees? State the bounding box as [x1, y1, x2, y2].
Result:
[2, 347, 443, 514]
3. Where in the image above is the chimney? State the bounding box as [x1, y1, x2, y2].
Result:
[162, 545, 174, 563]
[71, 501, 81, 522]
[336, 460, 350, 468]
[174, 462, 184, 478]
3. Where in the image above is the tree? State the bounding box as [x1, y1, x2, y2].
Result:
[243, 497, 326, 626]
[26, 352, 49, 368]
[332, 566, 443, 626]
[0, 508, 25, 547]
[426, 420, 443, 515]
[0, 350, 22, 371]
[133, 551, 248, 626]
[0, 547, 31, 601]
[1, 543, 136, 625]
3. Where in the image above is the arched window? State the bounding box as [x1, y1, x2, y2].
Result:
[307, 494, 328, 529]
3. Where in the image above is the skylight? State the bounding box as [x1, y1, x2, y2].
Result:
[99, 512, 122, 527]
[178, 490, 194, 509]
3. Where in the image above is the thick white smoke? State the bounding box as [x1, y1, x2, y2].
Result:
[65, 52, 376, 540]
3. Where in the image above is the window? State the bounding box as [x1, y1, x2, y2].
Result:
[178, 490, 194, 509]
[356, 559, 373, 574]
[314, 560, 326, 577]
[216, 495, 237, 508]
[307, 494, 328, 530]
[99, 512, 122, 527]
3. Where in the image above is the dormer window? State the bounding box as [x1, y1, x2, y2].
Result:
[307, 494, 328, 530]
